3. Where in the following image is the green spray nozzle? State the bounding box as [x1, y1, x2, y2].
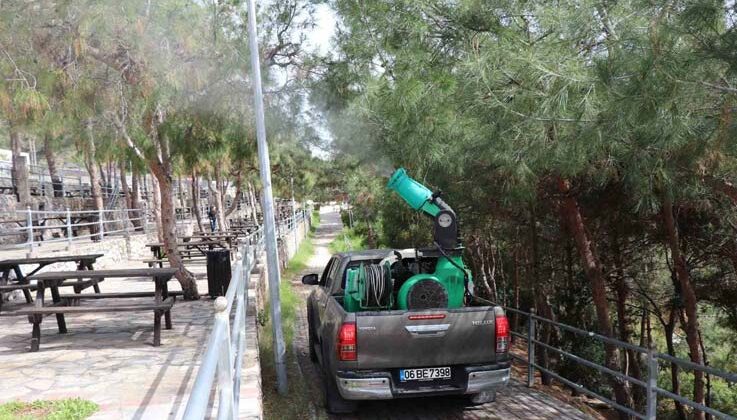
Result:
[387, 168, 441, 217]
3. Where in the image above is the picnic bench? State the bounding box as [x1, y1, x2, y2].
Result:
[184, 233, 237, 248]
[0, 254, 104, 304]
[146, 240, 230, 261]
[0, 268, 178, 351]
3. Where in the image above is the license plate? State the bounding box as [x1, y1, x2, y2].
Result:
[399, 366, 451, 382]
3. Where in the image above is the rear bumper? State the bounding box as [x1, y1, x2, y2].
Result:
[335, 363, 510, 400]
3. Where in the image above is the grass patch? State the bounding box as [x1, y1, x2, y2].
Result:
[283, 233, 315, 280]
[0, 399, 98, 420]
[260, 231, 322, 419]
[310, 210, 320, 233]
[329, 227, 366, 254]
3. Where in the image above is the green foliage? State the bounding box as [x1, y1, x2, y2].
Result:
[310, 210, 320, 233]
[312, 0, 737, 415]
[0, 398, 98, 420]
[329, 227, 366, 254]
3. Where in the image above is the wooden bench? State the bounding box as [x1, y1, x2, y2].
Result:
[59, 290, 184, 302]
[8, 298, 175, 350]
[4, 268, 179, 351]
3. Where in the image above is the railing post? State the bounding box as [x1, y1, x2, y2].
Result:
[214, 297, 235, 420]
[66, 208, 72, 248]
[645, 350, 658, 420]
[26, 206, 33, 249]
[527, 308, 536, 387]
[98, 209, 104, 240]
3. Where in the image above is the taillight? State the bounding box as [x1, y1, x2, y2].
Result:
[337, 322, 357, 361]
[495, 315, 509, 353]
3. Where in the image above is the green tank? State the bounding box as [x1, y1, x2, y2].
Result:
[396, 255, 469, 310]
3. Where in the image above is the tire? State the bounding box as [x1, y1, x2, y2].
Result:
[307, 306, 318, 362]
[320, 346, 358, 414]
[323, 370, 358, 414]
[467, 390, 496, 405]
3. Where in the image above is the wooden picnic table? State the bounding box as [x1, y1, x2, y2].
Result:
[185, 233, 237, 248]
[5, 268, 179, 351]
[0, 254, 104, 304]
[146, 240, 229, 261]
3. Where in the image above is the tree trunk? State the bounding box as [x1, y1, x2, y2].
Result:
[43, 134, 63, 197]
[557, 177, 632, 419]
[664, 310, 688, 420]
[224, 180, 242, 218]
[150, 163, 199, 300]
[98, 162, 107, 197]
[191, 170, 204, 232]
[151, 174, 162, 241]
[84, 127, 104, 212]
[529, 203, 555, 385]
[10, 129, 31, 206]
[611, 230, 643, 410]
[662, 196, 705, 420]
[248, 181, 259, 223]
[512, 247, 520, 338]
[130, 168, 142, 230]
[118, 160, 131, 229]
[177, 175, 184, 208]
[215, 172, 227, 230]
[699, 332, 712, 420]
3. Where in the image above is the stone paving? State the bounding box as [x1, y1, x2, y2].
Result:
[292, 209, 596, 420]
[0, 254, 219, 419]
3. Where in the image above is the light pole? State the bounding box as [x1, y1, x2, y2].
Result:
[246, 0, 287, 395]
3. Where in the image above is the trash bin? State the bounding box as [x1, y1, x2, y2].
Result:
[206, 249, 231, 298]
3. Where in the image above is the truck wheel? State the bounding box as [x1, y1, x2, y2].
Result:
[467, 390, 496, 405]
[307, 308, 318, 362]
[323, 372, 358, 414]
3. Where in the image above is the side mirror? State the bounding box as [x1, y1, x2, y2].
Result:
[301, 273, 319, 285]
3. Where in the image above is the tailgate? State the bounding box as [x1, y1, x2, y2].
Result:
[355, 307, 497, 369]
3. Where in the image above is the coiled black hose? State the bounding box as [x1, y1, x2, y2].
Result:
[362, 263, 390, 307]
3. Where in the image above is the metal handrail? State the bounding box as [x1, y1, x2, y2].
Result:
[495, 302, 737, 419]
[0, 201, 263, 250]
[183, 212, 305, 419]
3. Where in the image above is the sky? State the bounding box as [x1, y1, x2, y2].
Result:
[304, 3, 338, 56]
[298, 3, 338, 159]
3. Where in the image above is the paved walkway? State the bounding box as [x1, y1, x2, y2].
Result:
[0, 257, 215, 419]
[292, 209, 596, 420]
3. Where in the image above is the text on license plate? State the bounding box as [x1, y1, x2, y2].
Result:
[399, 367, 451, 382]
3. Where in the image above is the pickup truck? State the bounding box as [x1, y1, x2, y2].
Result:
[302, 248, 511, 414]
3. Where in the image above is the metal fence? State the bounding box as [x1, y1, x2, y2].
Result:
[183, 228, 265, 420]
[497, 304, 737, 420]
[0, 207, 151, 250]
[183, 211, 308, 419]
[0, 198, 267, 250]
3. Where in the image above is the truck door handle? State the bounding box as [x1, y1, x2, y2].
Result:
[405, 324, 450, 336]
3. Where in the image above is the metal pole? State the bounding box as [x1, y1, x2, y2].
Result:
[246, 0, 287, 395]
[26, 206, 33, 249]
[98, 209, 104, 240]
[527, 309, 536, 387]
[66, 208, 72, 248]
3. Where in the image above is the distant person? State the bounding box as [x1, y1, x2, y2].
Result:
[208, 207, 217, 232]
